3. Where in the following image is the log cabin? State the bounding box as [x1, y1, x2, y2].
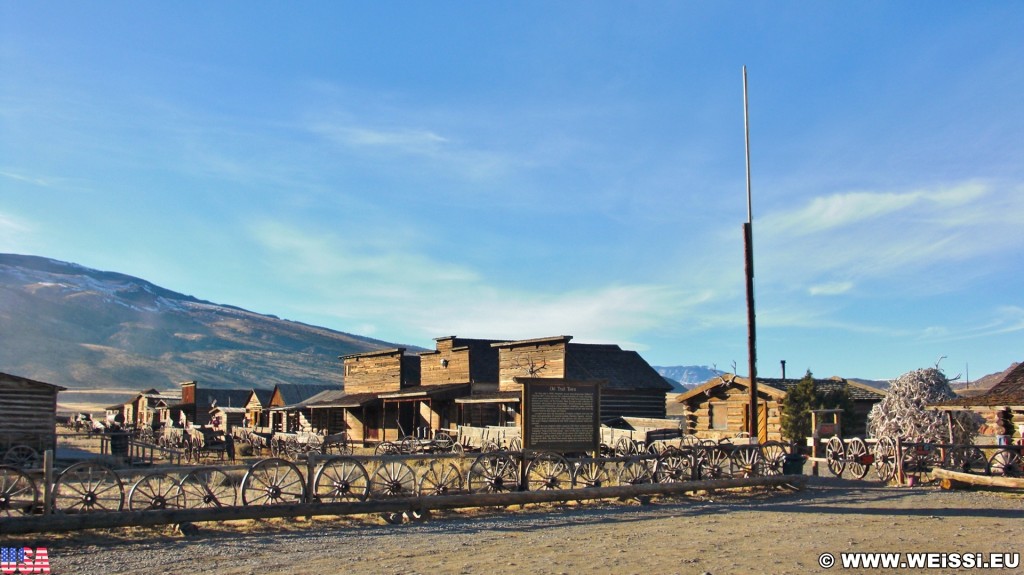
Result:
[676, 373, 885, 442]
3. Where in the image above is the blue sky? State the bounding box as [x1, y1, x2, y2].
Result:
[2, 2, 1022, 381]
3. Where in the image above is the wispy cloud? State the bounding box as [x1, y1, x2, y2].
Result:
[919, 306, 1024, 343]
[247, 220, 708, 346]
[306, 115, 518, 183]
[757, 180, 1024, 293]
[808, 281, 853, 296]
[0, 211, 33, 234]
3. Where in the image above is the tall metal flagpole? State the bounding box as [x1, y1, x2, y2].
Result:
[743, 66, 759, 440]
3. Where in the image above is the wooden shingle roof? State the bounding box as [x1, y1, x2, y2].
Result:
[275, 384, 342, 406]
[564, 344, 673, 392]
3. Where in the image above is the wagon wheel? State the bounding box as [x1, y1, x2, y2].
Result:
[241, 458, 306, 505]
[679, 435, 699, 447]
[398, 436, 418, 455]
[325, 436, 354, 456]
[468, 452, 521, 493]
[525, 453, 572, 491]
[432, 431, 454, 453]
[988, 448, 1022, 478]
[697, 446, 731, 480]
[2, 445, 40, 469]
[845, 438, 872, 480]
[654, 447, 695, 483]
[616, 458, 653, 486]
[285, 437, 303, 460]
[269, 437, 285, 458]
[449, 442, 465, 457]
[614, 437, 639, 457]
[902, 442, 936, 484]
[180, 466, 237, 508]
[508, 437, 523, 452]
[128, 472, 184, 511]
[370, 459, 418, 498]
[314, 457, 370, 502]
[646, 441, 665, 457]
[730, 445, 763, 478]
[52, 462, 125, 513]
[481, 441, 502, 453]
[759, 441, 787, 476]
[942, 445, 988, 475]
[0, 465, 39, 517]
[375, 441, 400, 456]
[825, 436, 846, 477]
[573, 459, 611, 488]
[873, 436, 897, 482]
[419, 459, 463, 496]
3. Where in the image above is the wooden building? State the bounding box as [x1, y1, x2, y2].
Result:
[491, 335, 673, 426]
[264, 384, 342, 433]
[108, 388, 181, 429]
[0, 372, 66, 455]
[676, 374, 885, 442]
[243, 388, 274, 428]
[930, 362, 1024, 442]
[209, 405, 246, 433]
[411, 336, 499, 430]
[305, 348, 420, 444]
[165, 381, 253, 428]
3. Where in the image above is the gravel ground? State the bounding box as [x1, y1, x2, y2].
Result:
[17, 477, 1024, 575]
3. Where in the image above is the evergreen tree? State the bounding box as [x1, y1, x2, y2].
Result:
[781, 370, 817, 443]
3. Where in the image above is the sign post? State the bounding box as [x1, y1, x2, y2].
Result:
[517, 378, 602, 454]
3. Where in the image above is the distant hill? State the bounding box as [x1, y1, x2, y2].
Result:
[848, 378, 890, 391]
[0, 254, 416, 392]
[653, 365, 726, 392]
[951, 362, 1019, 395]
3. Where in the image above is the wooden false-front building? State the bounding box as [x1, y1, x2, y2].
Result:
[0, 372, 66, 455]
[490, 335, 673, 427]
[305, 348, 420, 444]
[676, 374, 886, 442]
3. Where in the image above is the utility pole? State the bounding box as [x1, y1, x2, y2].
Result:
[743, 66, 758, 440]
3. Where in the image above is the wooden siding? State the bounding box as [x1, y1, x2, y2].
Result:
[180, 382, 196, 405]
[496, 340, 568, 391]
[342, 349, 409, 394]
[0, 374, 63, 452]
[421, 343, 472, 387]
[681, 382, 783, 441]
[601, 390, 667, 420]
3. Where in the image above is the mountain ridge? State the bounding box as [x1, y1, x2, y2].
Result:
[0, 253, 418, 391]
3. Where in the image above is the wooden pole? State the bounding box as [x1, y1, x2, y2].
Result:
[742, 66, 758, 439]
[43, 449, 53, 515]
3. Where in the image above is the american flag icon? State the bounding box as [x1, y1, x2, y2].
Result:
[0, 547, 50, 574]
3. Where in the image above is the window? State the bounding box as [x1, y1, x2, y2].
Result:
[711, 402, 728, 430]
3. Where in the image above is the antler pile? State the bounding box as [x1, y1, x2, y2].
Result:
[867, 367, 981, 444]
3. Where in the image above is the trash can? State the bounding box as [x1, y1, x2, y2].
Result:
[783, 453, 806, 475]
